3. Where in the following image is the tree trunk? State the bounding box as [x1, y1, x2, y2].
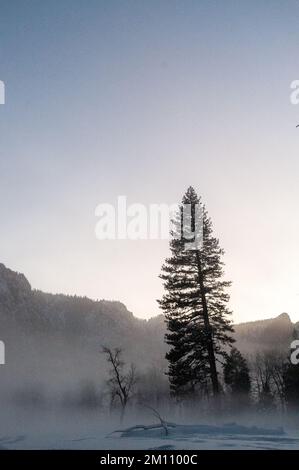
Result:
[196, 251, 219, 396]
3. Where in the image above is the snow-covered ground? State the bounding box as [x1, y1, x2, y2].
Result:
[0, 408, 298, 450]
[105, 423, 299, 450]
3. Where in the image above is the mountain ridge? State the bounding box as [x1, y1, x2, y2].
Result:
[0, 262, 295, 399]
[0, 262, 295, 329]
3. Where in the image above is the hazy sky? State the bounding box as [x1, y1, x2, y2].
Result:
[1, 0, 299, 323]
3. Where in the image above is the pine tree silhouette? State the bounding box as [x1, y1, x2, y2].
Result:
[159, 187, 234, 398]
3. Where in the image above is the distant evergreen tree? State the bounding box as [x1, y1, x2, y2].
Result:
[224, 347, 251, 394]
[283, 328, 299, 410]
[159, 187, 234, 398]
[283, 362, 299, 409]
[223, 347, 251, 407]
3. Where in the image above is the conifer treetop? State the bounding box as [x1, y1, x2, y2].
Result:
[182, 186, 200, 205]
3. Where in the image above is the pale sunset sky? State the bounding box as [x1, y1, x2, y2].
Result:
[1, 1, 299, 323]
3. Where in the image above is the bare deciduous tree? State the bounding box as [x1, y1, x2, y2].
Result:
[102, 346, 137, 422]
[251, 350, 287, 412]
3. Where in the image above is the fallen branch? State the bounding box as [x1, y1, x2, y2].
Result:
[107, 421, 176, 438]
[141, 404, 174, 436]
[107, 404, 177, 437]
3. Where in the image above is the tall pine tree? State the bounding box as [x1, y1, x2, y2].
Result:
[159, 187, 234, 398]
